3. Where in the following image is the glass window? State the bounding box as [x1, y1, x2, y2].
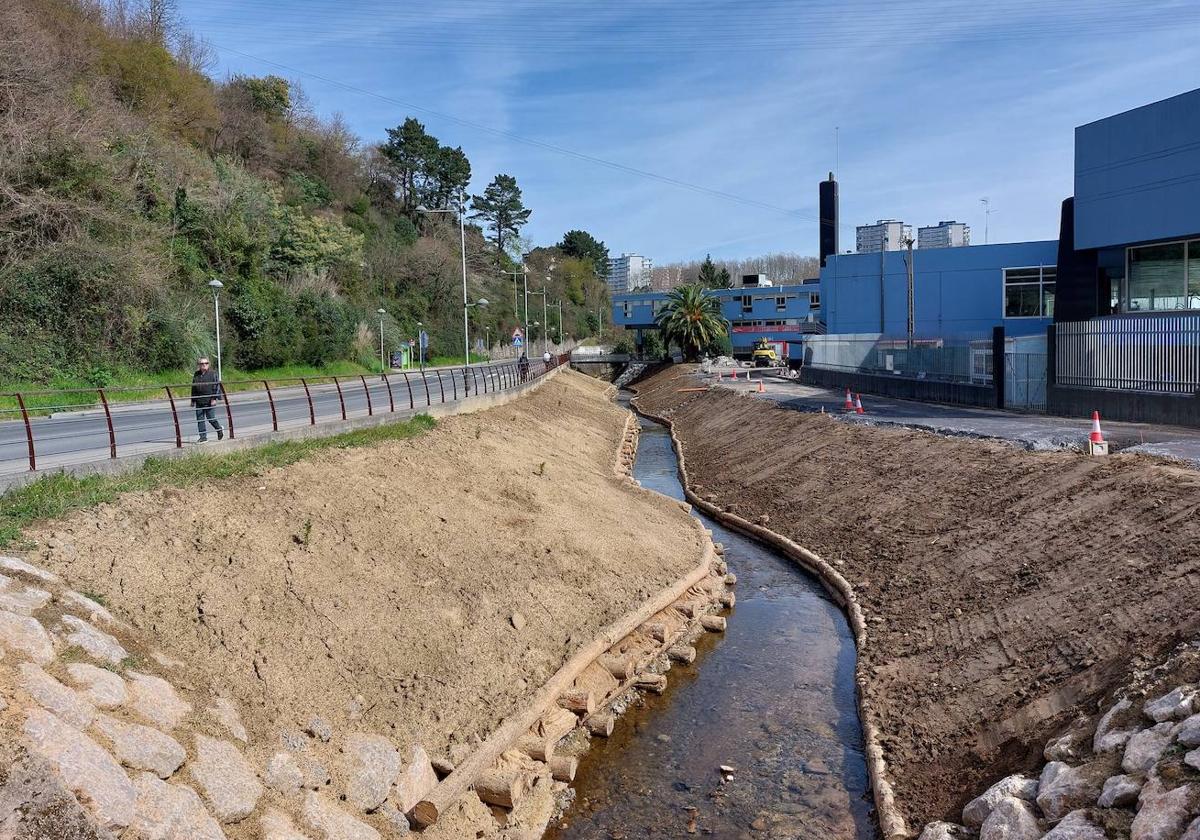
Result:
[1004, 267, 1053, 317]
[741, 295, 753, 313]
[776, 296, 786, 312]
[1128, 242, 1186, 311]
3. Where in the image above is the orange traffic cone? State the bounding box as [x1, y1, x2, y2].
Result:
[855, 394, 865, 414]
[843, 388, 854, 412]
[757, 378, 765, 393]
[1089, 410, 1104, 444]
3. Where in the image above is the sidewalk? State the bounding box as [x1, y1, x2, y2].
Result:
[708, 371, 1200, 467]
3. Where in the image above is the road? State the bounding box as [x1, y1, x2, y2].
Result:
[701, 365, 1200, 466]
[0, 362, 534, 480]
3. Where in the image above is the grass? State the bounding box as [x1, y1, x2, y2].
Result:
[0, 413, 436, 549]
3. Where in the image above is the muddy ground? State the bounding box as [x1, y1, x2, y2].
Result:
[23, 371, 704, 837]
[632, 365, 1200, 830]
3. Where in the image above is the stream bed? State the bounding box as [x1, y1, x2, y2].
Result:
[543, 411, 875, 839]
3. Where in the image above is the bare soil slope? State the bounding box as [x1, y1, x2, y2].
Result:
[26, 372, 702, 796]
[633, 366, 1200, 829]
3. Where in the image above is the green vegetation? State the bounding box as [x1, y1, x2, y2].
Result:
[0, 0, 608, 387]
[0, 413, 437, 548]
[655, 283, 730, 361]
[697, 254, 733, 289]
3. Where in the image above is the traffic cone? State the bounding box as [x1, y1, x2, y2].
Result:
[843, 388, 854, 411]
[1089, 410, 1104, 444]
[855, 394, 865, 414]
[757, 378, 764, 393]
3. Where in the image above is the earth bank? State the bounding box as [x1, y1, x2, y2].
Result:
[631, 364, 1200, 831]
[0, 370, 706, 838]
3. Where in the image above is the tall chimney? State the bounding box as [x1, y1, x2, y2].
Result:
[819, 172, 838, 268]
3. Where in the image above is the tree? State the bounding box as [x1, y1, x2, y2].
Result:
[697, 254, 732, 289]
[380, 117, 439, 213]
[655, 283, 728, 361]
[558, 230, 609, 276]
[470, 174, 530, 257]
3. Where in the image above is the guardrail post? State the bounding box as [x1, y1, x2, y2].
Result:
[220, 384, 236, 439]
[164, 386, 183, 448]
[332, 377, 347, 420]
[420, 369, 431, 406]
[359, 375, 374, 416]
[478, 366, 487, 394]
[402, 372, 414, 409]
[450, 369, 458, 401]
[98, 389, 117, 459]
[435, 370, 446, 403]
[382, 374, 395, 413]
[300, 378, 317, 425]
[262, 380, 279, 431]
[16, 393, 35, 471]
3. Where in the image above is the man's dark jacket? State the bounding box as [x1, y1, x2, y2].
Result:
[190, 368, 221, 407]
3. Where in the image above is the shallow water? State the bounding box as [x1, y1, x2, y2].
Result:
[544, 412, 875, 840]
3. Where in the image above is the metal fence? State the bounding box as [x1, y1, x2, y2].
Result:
[1055, 315, 1200, 394]
[799, 333, 992, 384]
[0, 355, 568, 477]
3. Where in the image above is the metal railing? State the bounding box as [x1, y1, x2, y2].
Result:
[0, 354, 569, 476]
[1056, 315, 1200, 394]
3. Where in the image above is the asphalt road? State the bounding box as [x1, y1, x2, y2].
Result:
[0, 362, 534, 479]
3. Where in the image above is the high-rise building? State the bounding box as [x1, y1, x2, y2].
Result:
[607, 254, 653, 294]
[855, 220, 912, 253]
[918, 220, 971, 249]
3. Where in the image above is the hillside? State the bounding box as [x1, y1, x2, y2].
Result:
[0, 0, 609, 386]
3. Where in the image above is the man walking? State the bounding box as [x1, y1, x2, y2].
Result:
[190, 357, 224, 443]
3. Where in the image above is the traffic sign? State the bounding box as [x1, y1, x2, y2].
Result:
[419, 330, 429, 349]
[512, 327, 524, 348]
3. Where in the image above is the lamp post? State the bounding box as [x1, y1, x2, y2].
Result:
[417, 195, 471, 366]
[377, 308, 387, 373]
[554, 300, 563, 348]
[207, 278, 224, 382]
[416, 320, 424, 370]
[530, 288, 549, 354]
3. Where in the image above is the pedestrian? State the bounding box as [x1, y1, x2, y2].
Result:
[542, 349, 552, 368]
[190, 357, 224, 443]
[518, 352, 530, 382]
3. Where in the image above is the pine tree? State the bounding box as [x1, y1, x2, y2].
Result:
[470, 174, 531, 256]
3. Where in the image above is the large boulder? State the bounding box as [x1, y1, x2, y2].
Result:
[1097, 774, 1142, 808]
[920, 823, 976, 840]
[1043, 810, 1105, 840]
[19, 663, 96, 729]
[343, 733, 401, 812]
[302, 791, 380, 840]
[980, 796, 1041, 840]
[1143, 686, 1196, 723]
[65, 663, 127, 709]
[93, 714, 186, 780]
[1131, 778, 1199, 840]
[1175, 714, 1200, 748]
[126, 672, 191, 731]
[1121, 723, 1175, 774]
[1180, 817, 1200, 840]
[0, 609, 55, 664]
[130, 772, 226, 840]
[963, 775, 1040, 827]
[1094, 699, 1139, 753]
[189, 735, 262, 823]
[1037, 761, 1106, 822]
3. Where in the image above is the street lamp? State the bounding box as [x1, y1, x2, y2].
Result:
[417, 193, 471, 366]
[377, 308, 387, 373]
[416, 320, 424, 370]
[530, 288, 549, 355]
[207, 278, 224, 381]
[464, 299, 488, 370]
[554, 300, 564, 347]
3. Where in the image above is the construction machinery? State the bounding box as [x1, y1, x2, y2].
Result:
[751, 337, 779, 367]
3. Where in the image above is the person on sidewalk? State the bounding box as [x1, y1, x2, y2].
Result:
[542, 350, 552, 369]
[190, 357, 224, 443]
[518, 352, 530, 382]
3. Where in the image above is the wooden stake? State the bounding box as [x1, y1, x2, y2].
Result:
[535, 707, 578, 743]
[515, 735, 555, 762]
[598, 654, 634, 681]
[634, 673, 667, 694]
[550, 755, 579, 782]
[700, 615, 727, 632]
[667, 645, 697, 664]
[586, 713, 615, 737]
[557, 689, 595, 715]
[474, 769, 527, 809]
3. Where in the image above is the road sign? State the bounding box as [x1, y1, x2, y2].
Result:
[419, 330, 429, 349]
[408, 338, 415, 347]
[512, 327, 524, 348]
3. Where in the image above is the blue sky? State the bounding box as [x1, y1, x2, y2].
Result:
[178, 0, 1200, 264]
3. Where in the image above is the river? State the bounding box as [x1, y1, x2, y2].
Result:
[544, 410, 876, 839]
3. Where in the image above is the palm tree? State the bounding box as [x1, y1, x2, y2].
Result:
[655, 283, 729, 361]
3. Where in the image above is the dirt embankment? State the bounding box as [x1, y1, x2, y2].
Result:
[25, 370, 704, 837]
[633, 365, 1200, 830]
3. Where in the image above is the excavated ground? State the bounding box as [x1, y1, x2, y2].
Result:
[22, 370, 704, 837]
[632, 365, 1200, 830]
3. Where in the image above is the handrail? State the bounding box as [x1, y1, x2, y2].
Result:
[0, 359, 558, 476]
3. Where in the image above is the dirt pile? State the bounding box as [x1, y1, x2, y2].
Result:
[633, 365, 1200, 830]
[16, 370, 704, 837]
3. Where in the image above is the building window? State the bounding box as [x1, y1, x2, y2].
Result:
[775, 296, 787, 312]
[622, 302, 631, 318]
[1125, 240, 1200, 311]
[741, 295, 753, 313]
[1003, 266, 1056, 318]
[809, 292, 821, 310]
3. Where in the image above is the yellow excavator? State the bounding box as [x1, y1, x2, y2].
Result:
[751, 337, 779, 367]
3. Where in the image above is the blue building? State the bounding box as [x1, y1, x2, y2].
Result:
[820, 241, 1059, 339]
[611, 283, 822, 355]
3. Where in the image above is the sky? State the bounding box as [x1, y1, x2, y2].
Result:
[177, 0, 1200, 264]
